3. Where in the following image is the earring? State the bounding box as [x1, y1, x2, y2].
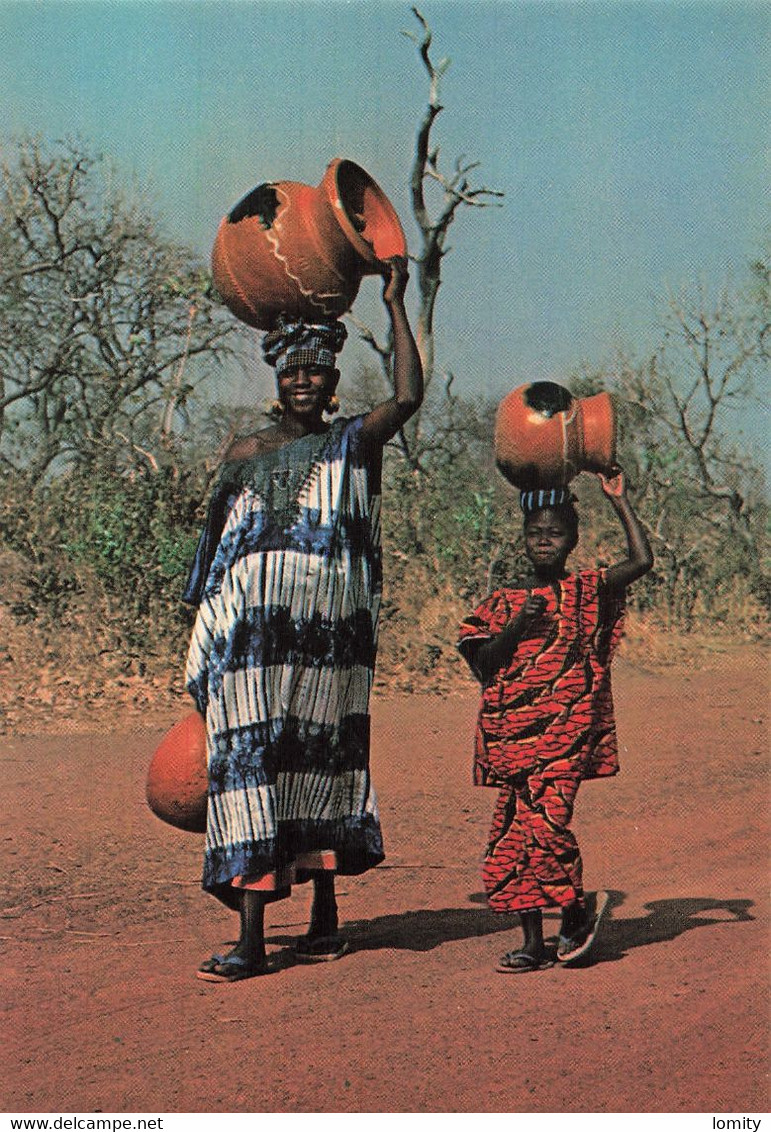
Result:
[326, 394, 340, 415]
[264, 398, 284, 419]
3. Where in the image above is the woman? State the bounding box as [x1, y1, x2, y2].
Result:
[184, 257, 422, 982]
[457, 475, 653, 972]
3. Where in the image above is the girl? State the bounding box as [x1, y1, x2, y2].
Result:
[457, 472, 653, 973]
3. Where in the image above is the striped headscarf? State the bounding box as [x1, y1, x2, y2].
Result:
[519, 486, 575, 514]
[262, 316, 347, 377]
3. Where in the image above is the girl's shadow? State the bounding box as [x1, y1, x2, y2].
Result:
[268, 891, 754, 964]
[569, 890, 755, 967]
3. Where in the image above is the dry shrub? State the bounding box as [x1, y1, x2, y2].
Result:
[0, 433, 767, 733]
[375, 581, 471, 695]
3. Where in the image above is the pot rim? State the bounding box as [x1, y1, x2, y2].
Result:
[322, 157, 407, 267]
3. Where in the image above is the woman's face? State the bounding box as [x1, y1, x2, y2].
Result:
[524, 508, 576, 572]
[277, 364, 338, 420]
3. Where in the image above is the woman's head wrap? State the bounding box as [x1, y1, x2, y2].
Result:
[262, 316, 347, 377]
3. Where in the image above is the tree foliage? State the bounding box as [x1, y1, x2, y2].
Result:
[0, 136, 237, 476]
[591, 263, 769, 628]
[0, 136, 241, 682]
[0, 66, 767, 707]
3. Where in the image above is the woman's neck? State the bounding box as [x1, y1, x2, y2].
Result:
[276, 413, 329, 439]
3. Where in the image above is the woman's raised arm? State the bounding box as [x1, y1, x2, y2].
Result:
[359, 256, 423, 449]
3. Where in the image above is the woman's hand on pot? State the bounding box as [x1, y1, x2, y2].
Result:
[382, 256, 409, 305]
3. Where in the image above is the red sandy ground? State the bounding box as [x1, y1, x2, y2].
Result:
[2, 646, 768, 1114]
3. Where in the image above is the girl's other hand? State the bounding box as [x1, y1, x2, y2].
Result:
[521, 593, 547, 620]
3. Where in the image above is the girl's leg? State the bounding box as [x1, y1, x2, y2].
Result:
[497, 909, 550, 972]
[557, 890, 611, 961]
[519, 908, 545, 959]
[559, 899, 587, 940]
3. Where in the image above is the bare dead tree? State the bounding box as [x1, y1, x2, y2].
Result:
[347, 6, 503, 468]
[405, 7, 503, 388]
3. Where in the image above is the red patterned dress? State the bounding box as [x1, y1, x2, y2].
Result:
[457, 569, 625, 913]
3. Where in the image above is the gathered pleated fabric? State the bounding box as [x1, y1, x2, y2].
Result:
[185, 416, 385, 900]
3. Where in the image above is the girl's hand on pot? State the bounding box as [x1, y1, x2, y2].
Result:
[598, 468, 626, 498]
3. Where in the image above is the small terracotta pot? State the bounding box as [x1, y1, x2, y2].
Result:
[494, 381, 616, 489]
[211, 158, 407, 330]
[146, 712, 208, 834]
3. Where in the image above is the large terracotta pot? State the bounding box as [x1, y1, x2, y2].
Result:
[146, 712, 208, 834]
[211, 157, 407, 330]
[494, 381, 616, 489]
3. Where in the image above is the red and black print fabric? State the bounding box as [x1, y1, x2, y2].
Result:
[458, 569, 625, 912]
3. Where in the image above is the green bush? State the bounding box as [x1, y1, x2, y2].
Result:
[0, 464, 205, 669]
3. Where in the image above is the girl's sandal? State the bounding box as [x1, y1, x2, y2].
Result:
[496, 950, 554, 974]
[557, 890, 610, 964]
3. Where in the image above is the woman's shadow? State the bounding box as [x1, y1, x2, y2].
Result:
[268, 891, 754, 966]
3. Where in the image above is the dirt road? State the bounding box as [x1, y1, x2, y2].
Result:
[2, 647, 767, 1113]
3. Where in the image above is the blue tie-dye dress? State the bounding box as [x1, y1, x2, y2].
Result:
[184, 416, 385, 898]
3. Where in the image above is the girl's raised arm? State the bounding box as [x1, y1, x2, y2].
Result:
[599, 469, 654, 591]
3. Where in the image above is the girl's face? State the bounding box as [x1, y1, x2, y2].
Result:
[524, 508, 576, 574]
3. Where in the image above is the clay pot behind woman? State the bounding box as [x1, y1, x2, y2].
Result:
[211, 157, 407, 330]
[494, 381, 616, 489]
[146, 713, 207, 834]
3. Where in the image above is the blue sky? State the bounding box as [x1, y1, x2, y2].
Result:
[2, 0, 768, 429]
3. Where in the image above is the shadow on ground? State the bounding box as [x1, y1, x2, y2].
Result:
[579, 891, 755, 966]
[268, 904, 515, 956]
[268, 891, 754, 964]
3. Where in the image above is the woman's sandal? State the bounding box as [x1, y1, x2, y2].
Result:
[295, 935, 350, 963]
[496, 950, 554, 974]
[196, 953, 271, 983]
